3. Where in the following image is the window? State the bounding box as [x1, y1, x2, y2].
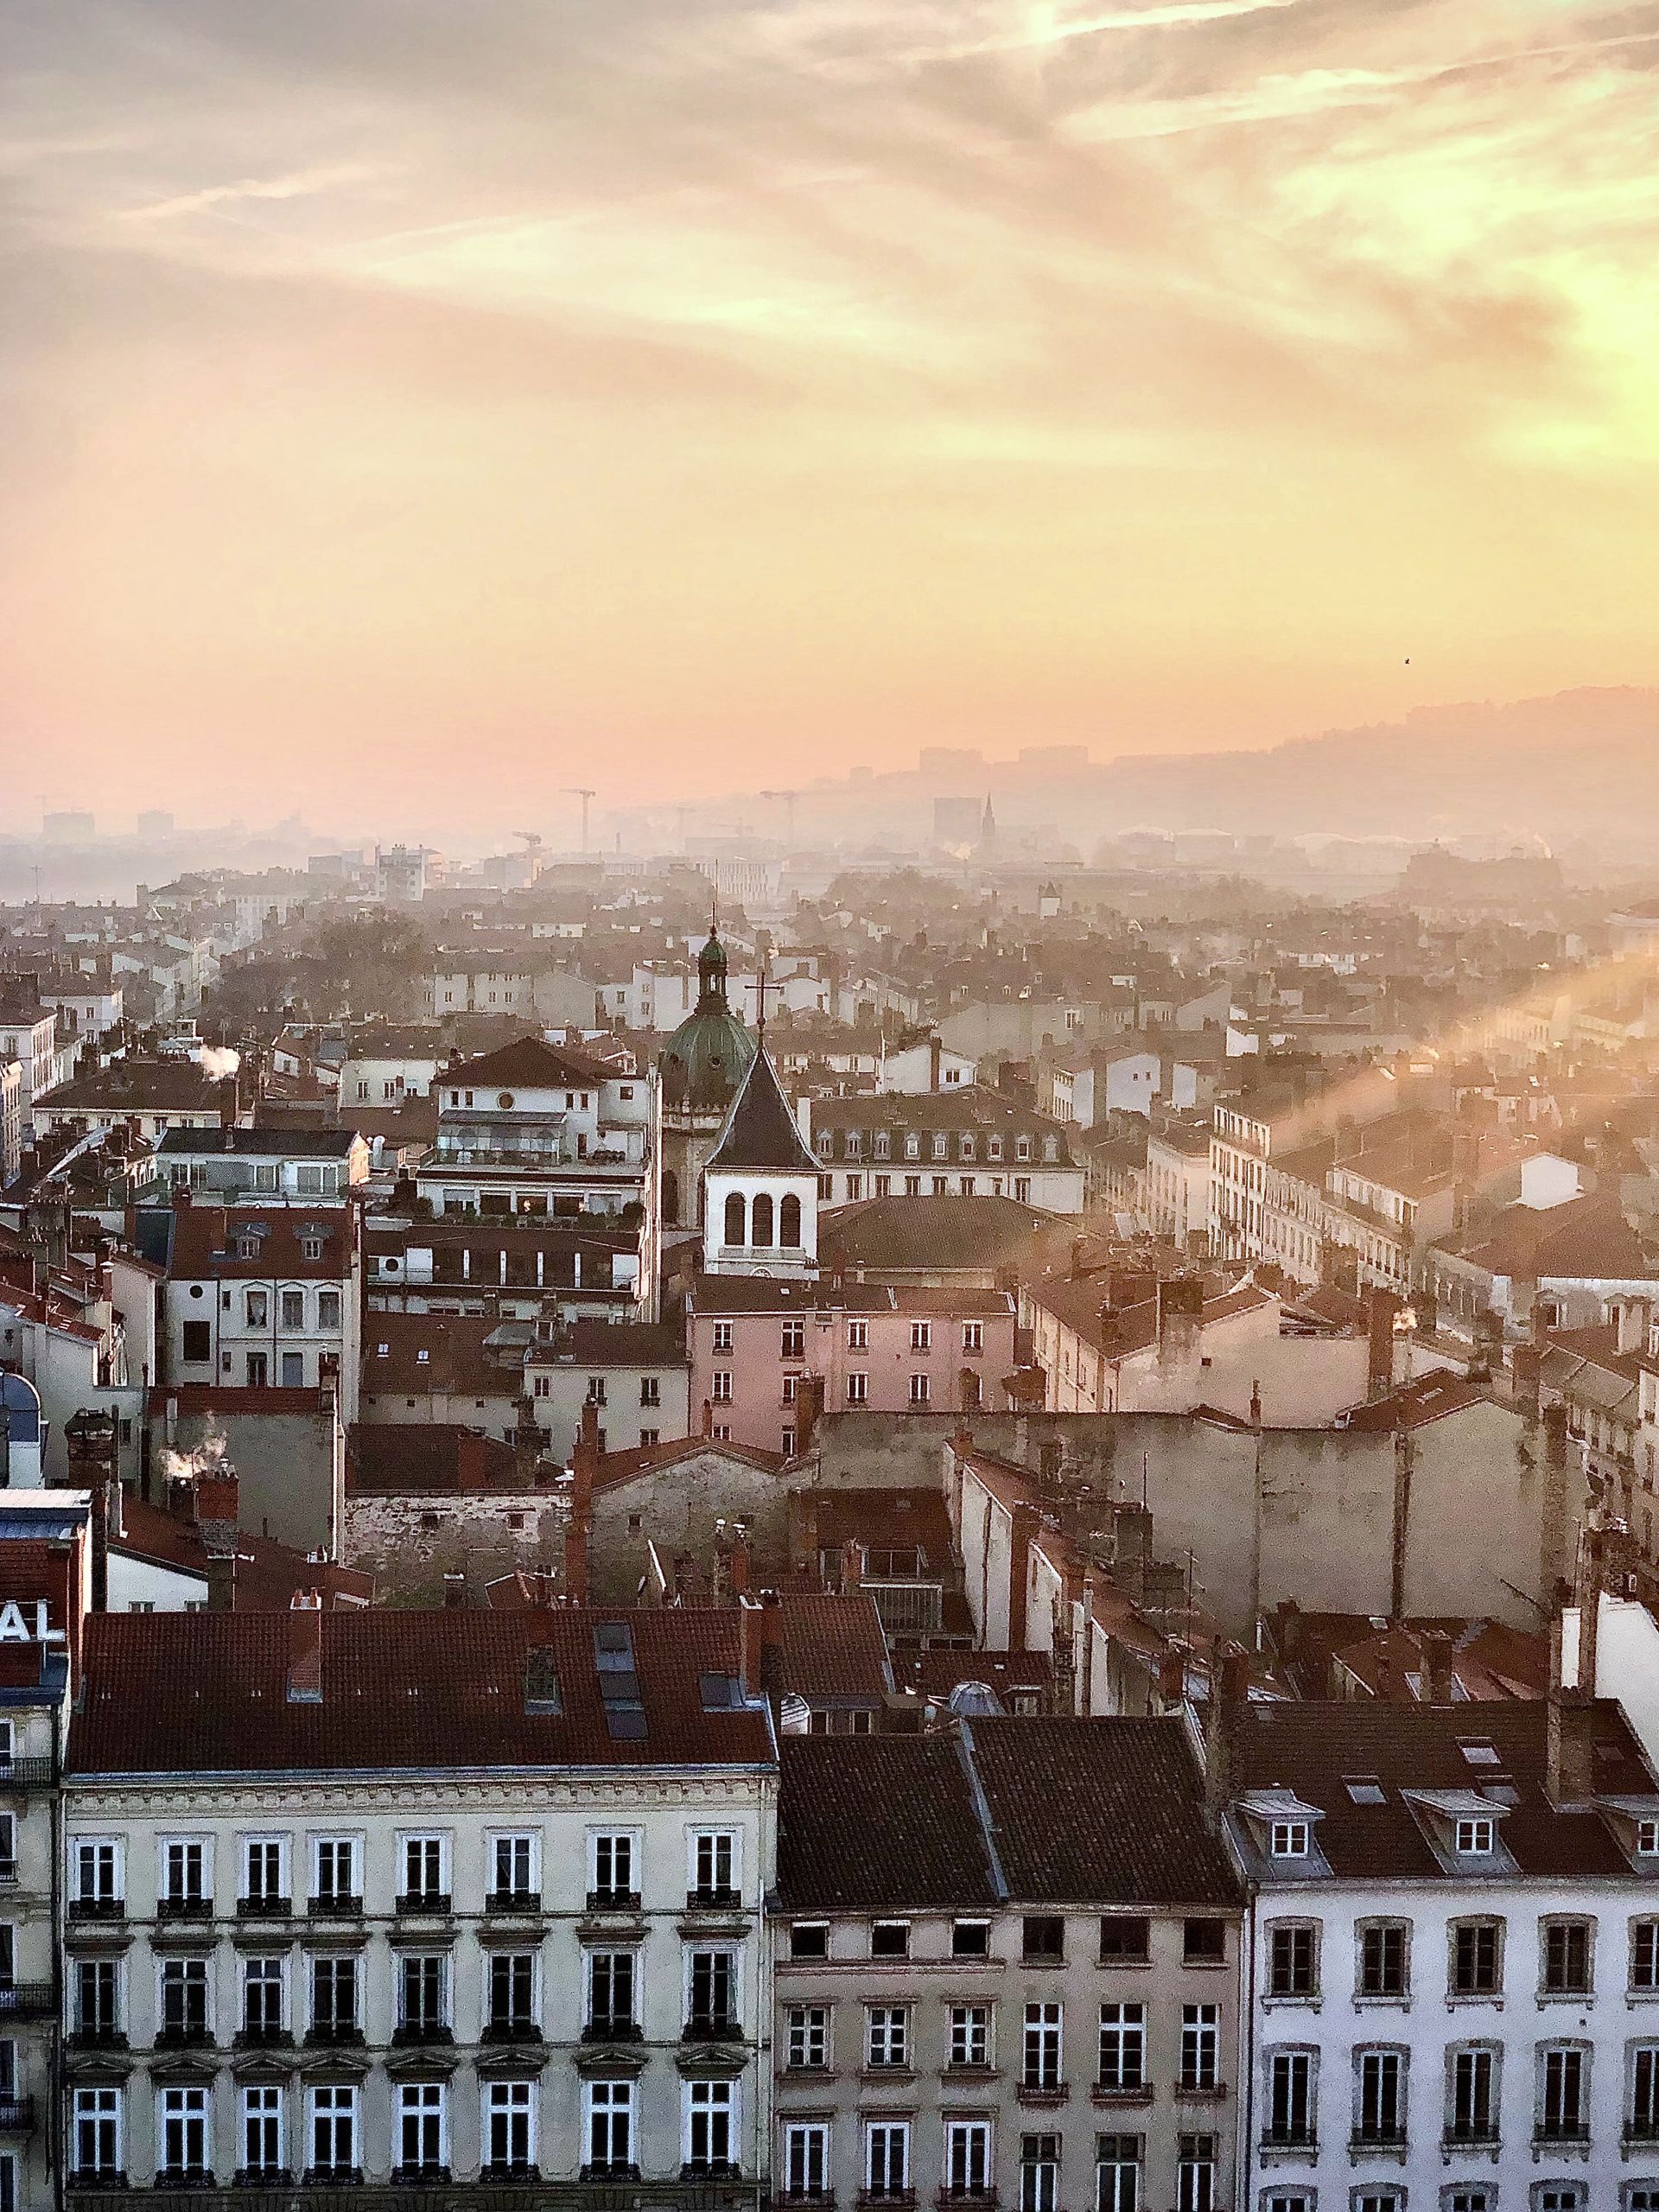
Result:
[1445, 2190, 1491, 2212]
[160, 1835, 208, 1910]
[711, 1370, 734, 1403]
[1018, 2135, 1058, 2212]
[1184, 1918, 1226, 1965]
[848, 1320, 869, 1351]
[279, 1288, 305, 1330]
[590, 1831, 637, 1904]
[1450, 1920, 1502, 1997]
[1269, 1820, 1310, 1859]
[486, 1951, 537, 2036]
[847, 1372, 869, 1404]
[686, 2079, 734, 2171]
[182, 1319, 211, 1363]
[398, 1953, 448, 2037]
[687, 1948, 736, 2031]
[311, 1834, 360, 1910]
[963, 1320, 983, 1353]
[1096, 2134, 1141, 2212]
[308, 1953, 359, 2038]
[1632, 2043, 1659, 2139]
[790, 1922, 829, 1961]
[865, 2120, 909, 2198]
[1180, 2004, 1218, 2090]
[586, 1376, 607, 1408]
[281, 1350, 304, 1387]
[584, 2081, 635, 2176]
[866, 2005, 910, 2069]
[1024, 2000, 1064, 2090]
[712, 1321, 734, 1353]
[245, 1288, 269, 1327]
[73, 1837, 122, 1911]
[73, 2087, 123, 2179]
[1357, 2048, 1406, 2144]
[242, 1955, 285, 2039]
[909, 1320, 931, 1353]
[316, 1289, 340, 1330]
[1024, 1914, 1065, 1962]
[308, 2084, 359, 2179]
[1539, 2044, 1587, 2139]
[1265, 2049, 1313, 2146]
[785, 2120, 830, 2199]
[950, 2004, 990, 2069]
[908, 1372, 930, 1405]
[74, 1957, 120, 2040]
[158, 2085, 210, 2179]
[944, 2119, 992, 2198]
[782, 1319, 805, 1359]
[785, 2005, 830, 2070]
[1542, 1917, 1592, 1994]
[690, 1828, 737, 1903]
[1176, 2134, 1216, 2212]
[490, 1832, 537, 1904]
[640, 1375, 660, 1408]
[159, 1957, 209, 2044]
[1358, 1921, 1408, 1998]
[781, 1193, 803, 1247]
[1014, 1177, 1032, 1204]
[872, 1920, 910, 1958]
[953, 1919, 989, 1957]
[1449, 2044, 1498, 2142]
[1099, 1915, 1150, 1964]
[485, 2080, 536, 2177]
[397, 2082, 447, 2178]
[1268, 1924, 1318, 1998]
[1097, 2002, 1145, 2091]
[1634, 1918, 1659, 1990]
[241, 2085, 284, 2178]
[723, 1193, 746, 1247]
[399, 1833, 448, 1909]
[241, 1835, 288, 1910]
[1455, 1815, 1496, 1855]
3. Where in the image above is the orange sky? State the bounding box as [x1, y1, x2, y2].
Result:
[3, 0, 1658, 836]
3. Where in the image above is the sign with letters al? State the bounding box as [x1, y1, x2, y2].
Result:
[0, 1599, 58, 1643]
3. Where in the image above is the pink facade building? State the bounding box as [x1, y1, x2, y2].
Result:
[687, 1276, 1019, 1456]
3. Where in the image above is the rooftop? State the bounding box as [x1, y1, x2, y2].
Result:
[156, 1125, 360, 1159]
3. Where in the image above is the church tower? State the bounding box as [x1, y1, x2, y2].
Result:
[702, 1046, 820, 1280]
[654, 925, 756, 1232]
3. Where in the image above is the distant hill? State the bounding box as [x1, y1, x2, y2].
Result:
[1096, 687, 1659, 845]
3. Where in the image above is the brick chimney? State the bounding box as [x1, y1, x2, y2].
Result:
[206, 1543, 238, 1613]
[1366, 1289, 1401, 1399]
[1007, 1500, 1040, 1652]
[442, 1568, 467, 1608]
[795, 1371, 826, 1455]
[286, 1592, 323, 1703]
[196, 1472, 239, 1525]
[565, 1399, 599, 1605]
[1205, 1641, 1249, 1833]
[1419, 1629, 1456, 1704]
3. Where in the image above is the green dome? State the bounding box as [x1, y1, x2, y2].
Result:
[659, 930, 756, 1112]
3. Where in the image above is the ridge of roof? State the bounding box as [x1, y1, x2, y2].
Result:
[705, 1046, 818, 1175]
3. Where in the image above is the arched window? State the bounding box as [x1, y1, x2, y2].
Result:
[661, 1169, 680, 1227]
[752, 1192, 774, 1248]
[723, 1191, 746, 1248]
[779, 1193, 802, 1248]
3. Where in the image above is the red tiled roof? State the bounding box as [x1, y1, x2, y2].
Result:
[361, 1313, 513, 1398]
[67, 1607, 775, 1774]
[111, 1495, 372, 1611]
[168, 1205, 353, 1282]
[776, 1592, 892, 1704]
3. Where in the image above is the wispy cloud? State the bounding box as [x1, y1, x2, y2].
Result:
[121, 161, 391, 222]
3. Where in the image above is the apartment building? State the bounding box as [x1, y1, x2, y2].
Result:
[60, 1605, 778, 2202]
[688, 1277, 1017, 1454]
[1141, 1122, 1212, 1252]
[154, 1126, 370, 1205]
[416, 1036, 652, 1223]
[773, 1720, 1244, 2212]
[1221, 1687, 1659, 2212]
[807, 1091, 1084, 1216]
[0, 980, 61, 1137]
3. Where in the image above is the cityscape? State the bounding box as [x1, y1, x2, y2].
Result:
[6, 3, 1659, 2211]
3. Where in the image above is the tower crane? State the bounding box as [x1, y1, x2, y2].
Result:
[563, 787, 595, 855]
[760, 789, 800, 848]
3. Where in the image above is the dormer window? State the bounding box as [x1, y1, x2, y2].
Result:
[1638, 1819, 1659, 1855]
[1269, 1821, 1310, 1859]
[1455, 1815, 1495, 1856]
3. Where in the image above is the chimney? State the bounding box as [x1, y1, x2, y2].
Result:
[1547, 1603, 1599, 1806]
[196, 1472, 239, 1526]
[1615, 1298, 1650, 1358]
[1008, 1500, 1040, 1652]
[795, 1371, 826, 1456]
[442, 1568, 466, 1609]
[1419, 1629, 1456, 1704]
[286, 1593, 323, 1703]
[566, 1401, 599, 1605]
[728, 1529, 751, 1599]
[929, 1033, 942, 1093]
[1205, 1641, 1249, 1833]
[737, 1592, 762, 1699]
[841, 1539, 862, 1591]
[206, 1544, 238, 1613]
[1366, 1289, 1401, 1399]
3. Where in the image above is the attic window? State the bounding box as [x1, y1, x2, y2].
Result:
[1268, 1820, 1310, 1859]
[1344, 1775, 1385, 1806]
[524, 1646, 562, 1714]
[1480, 1779, 1520, 1806]
[376, 1344, 389, 1358]
[1459, 1738, 1501, 1768]
[701, 1672, 742, 1711]
[1639, 1819, 1659, 1855]
[416, 1349, 430, 1364]
[1454, 1815, 1496, 1855]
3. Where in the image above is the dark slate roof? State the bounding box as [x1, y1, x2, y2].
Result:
[1226, 1699, 1655, 1882]
[705, 1047, 817, 1175]
[969, 1716, 1243, 1908]
[819, 1195, 1052, 1274]
[156, 1126, 359, 1158]
[447, 1035, 618, 1090]
[776, 1592, 893, 1705]
[67, 1608, 775, 1776]
[777, 1737, 998, 1910]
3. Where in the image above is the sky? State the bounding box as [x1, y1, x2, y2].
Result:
[3, 0, 1658, 836]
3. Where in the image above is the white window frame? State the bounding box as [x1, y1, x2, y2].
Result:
[784, 2120, 830, 2198]
[308, 1832, 362, 1906]
[397, 1829, 451, 1901]
[72, 2086, 124, 2178]
[582, 2078, 636, 2172]
[307, 2082, 359, 2177]
[684, 2077, 736, 2169]
[396, 2079, 448, 2172]
[785, 2003, 830, 2071]
[1455, 1815, 1496, 1855]
[950, 2002, 991, 2069]
[864, 2119, 910, 2196]
[239, 1832, 289, 1906]
[588, 1827, 642, 1901]
[71, 1835, 124, 1907]
[688, 1826, 740, 1900]
[1269, 1820, 1310, 1859]
[240, 2084, 285, 2177]
[866, 2004, 910, 2069]
[489, 1829, 540, 1899]
[158, 1833, 212, 1904]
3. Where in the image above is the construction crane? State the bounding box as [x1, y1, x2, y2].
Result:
[515, 829, 544, 880]
[760, 789, 800, 848]
[563, 787, 595, 855]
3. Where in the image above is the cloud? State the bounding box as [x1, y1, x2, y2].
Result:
[121, 161, 391, 222]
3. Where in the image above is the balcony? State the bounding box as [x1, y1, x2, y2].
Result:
[582, 2165, 644, 2184]
[391, 2020, 454, 2049]
[1444, 2123, 1499, 2149]
[232, 2025, 293, 2051]
[0, 1758, 54, 1792]
[585, 2018, 645, 2044]
[1015, 2082, 1067, 2108]
[1534, 2121, 1591, 2149]
[68, 2028, 128, 2054]
[236, 1895, 291, 1920]
[687, 1887, 742, 1912]
[391, 2165, 453, 2186]
[69, 1897, 128, 1925]
[0, 2099, 35, 2133]
[481, 2016, 544, 2049]
[586, 1890, 644, 1916]
[155, 2022, 213, 2050]
[1350, 2126, 1407, 2154]
[308, 1895, 365, 1922]
[396, 1891, 453, 1919]
[0, 1984, 56, 2019]
[303, 2023, 366, 2050]
[683, 2017, 743, 2045]
[156, 2168, 213, 2190]
[935, 2193, 996, 2210]
[486, 1890, 543, 1916]
[157, 1897, 213, 1923]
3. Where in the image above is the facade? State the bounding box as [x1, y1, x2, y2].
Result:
[161, 1198, 361, 1422]
[1223, 1689, 1659, 2212]
[1141, 1123, 1212, 1252]
[60, 1605, 778, 2205]
[31, 1059, 231, 1144]
[773, 1722, 1244, 2212]
[525, 1319, 693, 1459]
[364, 1217, 644, 1325]
[702, 1051, 822, 1285]
[154, 1127, 370, 1204]
[416, 1037, 652, 1224]
[0, 1057, 19, 1184]
[807, 1092, 1084, 1216]
[688, 1278, 1018, 1453]
[0, 985, 61, 1135]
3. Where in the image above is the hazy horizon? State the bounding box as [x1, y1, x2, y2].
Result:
[5, 0, 1659, 825]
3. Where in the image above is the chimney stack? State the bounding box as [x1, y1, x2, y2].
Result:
[737, 1592, 762, 1700]
[206, 1543, 238, 1613]
[286, 1593, 323, 1704]
[1419, 1629, 1456, 1704]
[442, 1569, 466, 1609]
[1366, 1289, 1402, 1399]
[1205, 1641, 1249, 1833]
[795, 1371, 826, 1456]
[565, 1400, 599, 1605]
